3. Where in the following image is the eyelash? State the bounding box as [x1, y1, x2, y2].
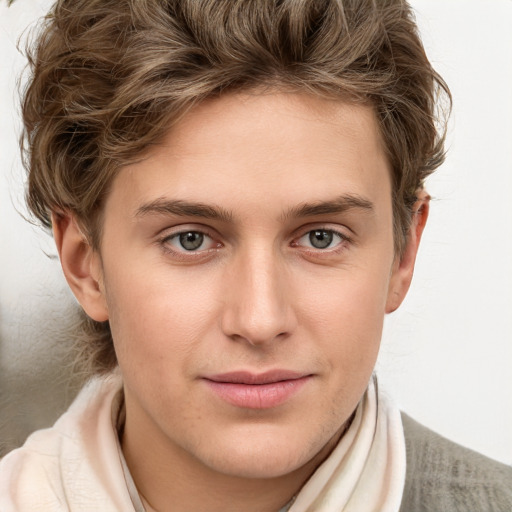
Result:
[157, 226, 352, 260]
[291, 227, 351, 255]
[158, 228, 221, 261]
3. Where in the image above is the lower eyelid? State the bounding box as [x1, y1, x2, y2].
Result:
[168, 233, 212, 249]
[158, 228, 227, 258]
[158, 226, 349, 256]
[296, 230, 347, 247]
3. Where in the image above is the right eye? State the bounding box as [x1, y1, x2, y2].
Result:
[163, 230, 216, 252]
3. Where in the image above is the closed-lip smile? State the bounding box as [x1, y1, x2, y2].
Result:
[202, 370, 312, 409]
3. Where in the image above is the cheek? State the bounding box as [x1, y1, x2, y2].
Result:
[298, 263, 391, 335]
[295, 262, 392, 377]
[103, 262, 219, 368]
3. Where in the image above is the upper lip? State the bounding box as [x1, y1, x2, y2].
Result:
[204, 370, 309, 385]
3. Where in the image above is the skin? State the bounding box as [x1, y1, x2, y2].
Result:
[54, 92, 428, 512]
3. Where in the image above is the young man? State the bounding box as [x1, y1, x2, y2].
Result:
[1, 0, 511, 510]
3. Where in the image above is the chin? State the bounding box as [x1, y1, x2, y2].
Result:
[196, 425, 331, 480]
[205, 449, 307, 480]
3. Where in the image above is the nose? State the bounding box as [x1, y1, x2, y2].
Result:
[220, 246, 297, 347]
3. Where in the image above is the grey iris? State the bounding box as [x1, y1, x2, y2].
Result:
[179, 232, 204, 250]
[309, 230, 333, 249]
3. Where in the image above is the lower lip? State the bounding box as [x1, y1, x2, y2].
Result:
[204, 377, 311, 409]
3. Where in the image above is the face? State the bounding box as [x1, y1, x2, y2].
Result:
[75, 92, 409, 480]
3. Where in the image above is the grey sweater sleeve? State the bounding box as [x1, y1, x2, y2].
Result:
[399, 413, 512, 512]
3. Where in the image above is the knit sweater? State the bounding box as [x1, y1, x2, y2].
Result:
[399, 413, 512, 512]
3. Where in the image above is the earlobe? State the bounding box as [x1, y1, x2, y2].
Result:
[52, 212, 109, 322]
[385, 191, 430, 313]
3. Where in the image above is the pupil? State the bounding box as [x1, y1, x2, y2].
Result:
[179, 232, 204, 251]
[309, 230, 333, 249]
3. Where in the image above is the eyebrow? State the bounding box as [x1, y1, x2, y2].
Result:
[135, 193, 374, 223]
[135, 198, 233, 222]
[281, 194, 374, 221]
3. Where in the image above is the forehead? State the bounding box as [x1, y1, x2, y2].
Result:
[107, 92, 391, 222]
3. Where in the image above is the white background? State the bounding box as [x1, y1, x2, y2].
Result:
[1, 1, 511, 464]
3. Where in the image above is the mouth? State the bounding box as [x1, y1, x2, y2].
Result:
[202, 370, 312, 409]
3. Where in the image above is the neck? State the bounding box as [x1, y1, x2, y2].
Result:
[136, 471, 300, 512]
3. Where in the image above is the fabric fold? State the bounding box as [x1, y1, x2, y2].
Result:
[289, 377, 406, 512]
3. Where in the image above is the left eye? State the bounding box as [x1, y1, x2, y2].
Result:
[297, 229, 345, 250]
[165, 231, 213, 251]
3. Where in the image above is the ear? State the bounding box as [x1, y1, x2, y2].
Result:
[52, 212, 109, 322]
[385, 191, 430, 313]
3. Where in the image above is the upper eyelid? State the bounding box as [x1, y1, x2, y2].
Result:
[158, 223, 218, 239]
[289, 229, 352, 257]
[297, 229, 345, 240]
[158, 230, 219, 257]
[156, 223, 351, 243]
[295, 229, 348, 244]
[293, 224, 352, 240]
[164, 230, 211, 241]
[158, 226, 217, 248]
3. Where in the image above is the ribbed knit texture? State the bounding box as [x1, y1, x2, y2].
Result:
[399, 414, 512, 512]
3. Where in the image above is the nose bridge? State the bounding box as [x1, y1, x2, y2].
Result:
[221, 242, 294, 345]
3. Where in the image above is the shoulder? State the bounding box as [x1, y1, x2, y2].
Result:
[399, 412, 512, 512]
[0, 374, 131, 511]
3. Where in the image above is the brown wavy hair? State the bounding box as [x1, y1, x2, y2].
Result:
[21, 0, 451, 376]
